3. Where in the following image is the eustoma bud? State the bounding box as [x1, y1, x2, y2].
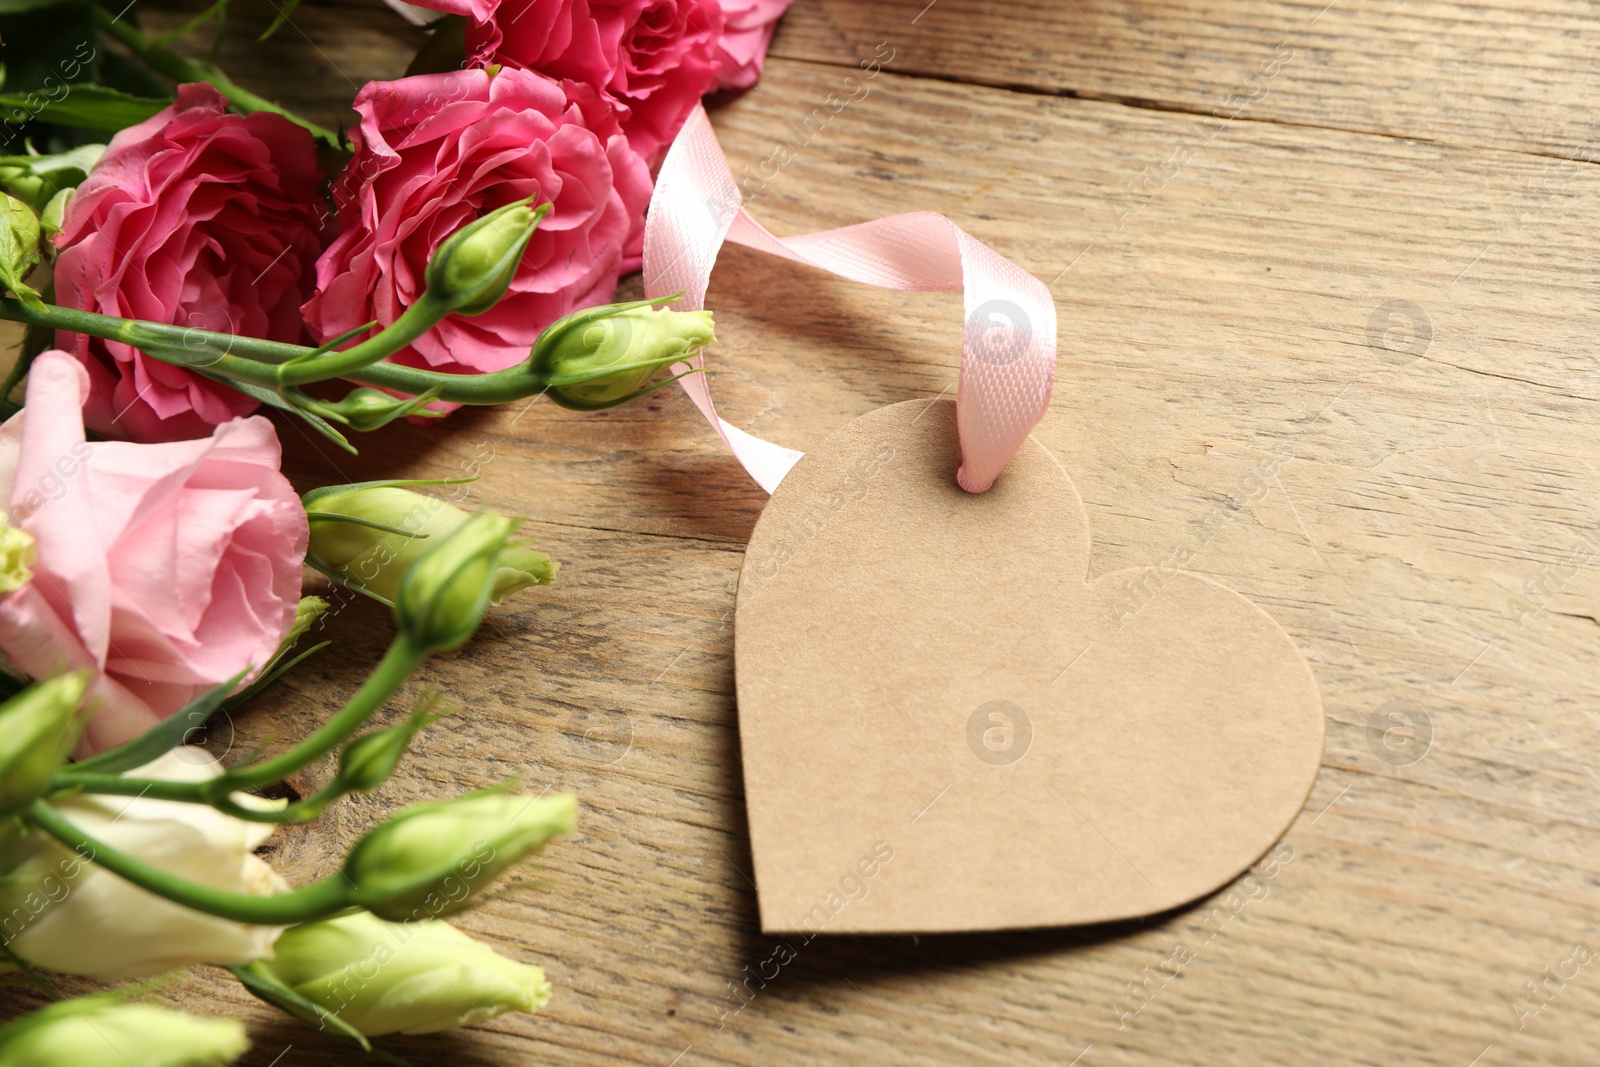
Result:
[392, 511, 517, 651]
[0, 997, 248, 1067]
[335, 697, 445, 796]
[0, 672, 88, 818]
[531, 298, 716, 410]
[307, 386, 445, 431]
[286, 594, 329, 643]
[422, 199, 548, 316]
[255, 911, 552, 1035]
[304, 485, 555, 609]
[342, 791, 576, 921]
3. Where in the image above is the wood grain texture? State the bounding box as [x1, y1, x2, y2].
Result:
[771, 0, 1600, 161]
[4, 0, 1600, 1064]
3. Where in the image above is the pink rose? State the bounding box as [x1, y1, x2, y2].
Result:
[53, 83, 327, 443]
[466, 0, 722, 170]
[303, 68, 651, 382]
[708, 0, 792, 91]
[0, 352, 308, 753]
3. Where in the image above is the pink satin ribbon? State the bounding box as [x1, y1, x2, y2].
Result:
[643, 105, 1056, 494]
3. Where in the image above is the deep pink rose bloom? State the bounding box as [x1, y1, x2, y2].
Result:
[466, 0, 722, 169]
[0, 353, 308, 753]
[708, 0, 792, 91]
[304, 68, 651, 382]
[52, 83, 326, 443]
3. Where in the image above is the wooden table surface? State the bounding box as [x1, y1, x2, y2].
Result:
[15, 0, 1600, 1063]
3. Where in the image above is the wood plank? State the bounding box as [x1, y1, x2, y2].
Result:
[2, 1, 1598, 1065]
[769, 0, 1600, 160]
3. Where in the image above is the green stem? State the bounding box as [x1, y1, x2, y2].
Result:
[210, 781, 347, 824]
[25, 800, 352, 924]
[217, 636, 424, 792]
[49, 775, 212, 803]
[52, 635, 424, 807]
[274, 296, 449, 387]
[0, 297, 294, 381]
[96, 9, 341, 147]
[58, 771, 342, 825]
[0, 297, 554, 404]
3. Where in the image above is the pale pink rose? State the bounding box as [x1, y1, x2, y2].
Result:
[53, 83, 327, 443]
[303, 68, 651, 384]
[0, 353, 308, 753]
[465, 0, 722, 170]
[708, 0, 792, 91]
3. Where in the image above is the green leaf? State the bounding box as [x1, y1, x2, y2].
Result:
[0, 142, 104, 179]
[0, 142, 103, 212]
[195, 371, 357, 454]
[227, 962, 382, 1057]
[0, 192, 41, 309]
[0, 84, 168, 133]
[69, 672, 244, 775]
[223, 640, 329, 710]
[258, 0, 303, 40]
[0, 0, 78, 18]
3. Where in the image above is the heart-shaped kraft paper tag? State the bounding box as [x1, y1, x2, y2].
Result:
[734, 400, 1324, 934]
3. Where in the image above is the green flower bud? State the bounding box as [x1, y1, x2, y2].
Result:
[343, 791, 576, 922]
[423, 199, 547, 316]
[532, 298, 716, 411]
[0, 671, 88, 818]
[309, 386, 445, 431]
[0, 193, 42, 311]
[336, 697, 446, 795]
[0, 519, 35, 592]
[258, 912, 551, 1035]
[288, 594, 329, 642]
[393, 511, 516, 651]
[304, 485, 555, 609]
[0, 998, 248, 1067]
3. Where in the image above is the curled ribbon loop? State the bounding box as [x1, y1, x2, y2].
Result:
[643, 105, 1056, 494]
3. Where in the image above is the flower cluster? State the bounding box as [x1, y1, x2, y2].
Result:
[15, 0, 790, 441]
[0, 0, 791, 1054]
[0, 439, 578, 1056]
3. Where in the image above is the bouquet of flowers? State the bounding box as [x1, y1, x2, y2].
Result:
[0, 0, 791, 1060]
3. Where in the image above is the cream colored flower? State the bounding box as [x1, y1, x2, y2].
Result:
[0, 748, 288, 981]
[260, 911, 552, 1036]
[0, 997, 248, 1067]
